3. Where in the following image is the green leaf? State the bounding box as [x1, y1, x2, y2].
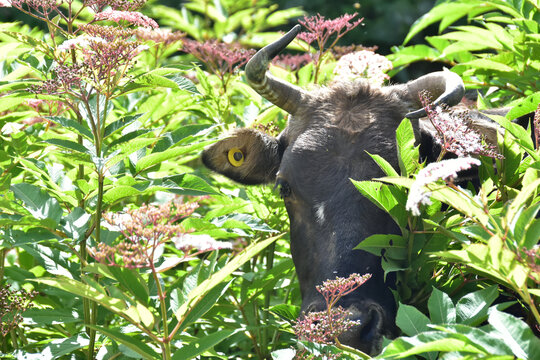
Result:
[46, 116, 93, 139]
[172, 329, 238, 360]
[62, 207, 91, 241]
[396, 303, 430, 336]
[378, 176, 491, 226]
[269, 304, 300, 323]
[488, 308, 540, 359]
[456, 286, 498, 326]
[10, 183, 62, 223]
[175, 234, 283, 325]
[23, 308, 82, 325]
[104, 114, 144, 138]
[33, 277, 153, 327]
[41, 334, 90, 359]
[507, 179, 540, 225]
[105, 138, 156, 168]
[135, 140, 213, 173]
[107, 267, 149, 305]
[354, 234, 407, 260]
[428, 287, 456, 324]
[395, 118, 419, 177]
[44, 138, 91, 155]
[506, 92, 540, 121]
[178, 281, 231, 333]
[367, 152, 399, 177]
[352, 180, 408, 228]
[165, 74, 200, 94]
[403, 2, 484, 44]
[87, 326, 160, 360]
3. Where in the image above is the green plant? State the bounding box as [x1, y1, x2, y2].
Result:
[377, 287, 540, 359]
[389, 0, 539, 115]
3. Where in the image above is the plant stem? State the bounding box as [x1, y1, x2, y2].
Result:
[151, 264, 171, 360]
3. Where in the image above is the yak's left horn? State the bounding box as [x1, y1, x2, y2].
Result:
[405, 68, 465, 119]
[245, 25, 308, 116]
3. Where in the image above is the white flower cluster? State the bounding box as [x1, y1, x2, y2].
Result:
[406, 157, 481, 216]
[333, 50, 393, 86]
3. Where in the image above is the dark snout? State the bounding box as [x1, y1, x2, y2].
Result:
[302, 299, 397, 355]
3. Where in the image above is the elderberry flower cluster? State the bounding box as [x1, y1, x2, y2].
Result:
[40, 25, 148, 95]
[317, 273, 372, 307]
[273, 53, 313, 71]
[294, 306, 361, 345]
[294, 273, 371, 351]
[92, 199, 199, 268]
[405, 157, 481, 216]
[420, 91, 502, 159]
[135, 27, 184, 46]
[85, 0, 146, 12]
[182, 39, 255, 80]
[94, 9, 158, 29]
[298, 13, 363, 49]
[0, 285, 37, 336]
[333, 50, 393, 86]
[5, 0, 60, 14]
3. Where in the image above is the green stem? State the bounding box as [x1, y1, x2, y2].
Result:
[335, 342, 371, 359]
[0, 249, 6, 285]
[151, 265, 171, 360]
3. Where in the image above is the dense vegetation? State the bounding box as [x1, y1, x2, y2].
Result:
[0, 0, 538, 359]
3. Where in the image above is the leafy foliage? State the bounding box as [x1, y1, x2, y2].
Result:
[0, 0, 538, 359]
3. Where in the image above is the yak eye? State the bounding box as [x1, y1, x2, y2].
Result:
[228, 147, 244, 167]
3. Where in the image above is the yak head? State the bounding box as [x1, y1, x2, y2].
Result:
[202, 25, 466, 354]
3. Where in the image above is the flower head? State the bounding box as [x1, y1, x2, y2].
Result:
[135, 27, 184, 45]
[94, 9, 159, 28]
[85, 0, 146, 12]
[294, 306, 361, 345]
[333, 50, 392, 86]
[317, 273, 372, 307]
[182, 39, 255, 80]
[420, 91, 503, 159]
[272, 53, 313, 71]
[406, 157, 481, 216]
[0, 285, 37, 336]
[0, 0, 11, 7]
[298, 13, 363, 48]
[8, 0, 60, 14]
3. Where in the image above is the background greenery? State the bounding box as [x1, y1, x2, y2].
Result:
[0, 0, 538, 359]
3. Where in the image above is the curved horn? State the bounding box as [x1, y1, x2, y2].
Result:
[405, 68, 465, 119]
[245, 25, 307, 115]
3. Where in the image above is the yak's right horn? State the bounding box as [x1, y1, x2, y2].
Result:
[405, 68, 465, 119]
[245, 25, 308, 116]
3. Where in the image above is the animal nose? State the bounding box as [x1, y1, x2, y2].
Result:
[341, 303, 393, 355]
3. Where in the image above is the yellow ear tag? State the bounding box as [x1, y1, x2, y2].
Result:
[228, 147, 244, 167]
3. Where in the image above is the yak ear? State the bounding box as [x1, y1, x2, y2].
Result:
[202, 128, 282, 185]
